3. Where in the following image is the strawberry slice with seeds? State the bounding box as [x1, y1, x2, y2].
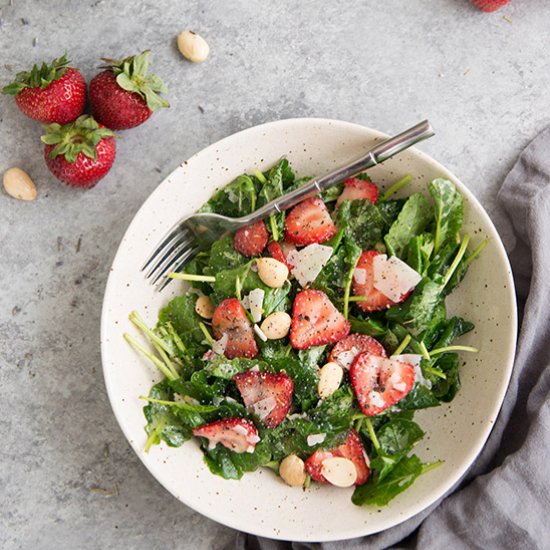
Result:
[352, 250, 399, 312]
[233, 370, 293, 428]
[305, 430, 369, 485]
[284, 197, 336, 246]
[350, 352, 415, 416]
[336, 177, 379, 208]
[267, 241, 296, 269]
[329, 334, 387, 370]
[212, 298, 258, 359]
[290, 289, 350, 349]
[192, 418, 260, 454]
[233, 220, 269, 257]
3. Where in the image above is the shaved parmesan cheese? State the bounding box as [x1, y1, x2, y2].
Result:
[211, 333, 228, 355]
[373, 254, 422, 302]
[252, 396, 277, 420]
[254, 324, 268, 342]
[307, 433, 326, 446]
[352, 268, 367, 285]
[287, 244, 333, 287]
[247, 288, 265, 322]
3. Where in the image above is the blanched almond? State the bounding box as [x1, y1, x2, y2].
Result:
[3, 167, 37, 201]
[195, 295, 215, 319]
[177, 30, 210, 63]
[279, 454, 307, 487]
[257, 258, 288, 288]
[321, 457, 357, 487]
[318, 362, 343, 399]
[260, 311, 291, 340]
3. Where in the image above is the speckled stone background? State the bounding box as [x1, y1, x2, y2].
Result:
[0, 0, 548, 548]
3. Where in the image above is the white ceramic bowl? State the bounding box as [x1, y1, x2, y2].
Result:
[101, 118, 517, 542]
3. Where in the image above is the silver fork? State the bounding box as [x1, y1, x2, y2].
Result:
[143, 120, 435, 291]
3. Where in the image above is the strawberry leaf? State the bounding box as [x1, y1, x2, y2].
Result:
[41, 115, 114, 164]
[1, 54, 72, 95]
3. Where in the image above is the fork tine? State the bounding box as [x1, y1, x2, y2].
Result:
[148, 236, 195, 284]
[155, 246, 200, 292]
[144, 229, 192, 279]
[141, 226, 190, 272]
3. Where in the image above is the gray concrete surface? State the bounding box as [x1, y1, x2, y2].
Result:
[0, 0, 548, 548]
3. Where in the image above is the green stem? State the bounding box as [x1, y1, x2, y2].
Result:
[419, 341, 431, 360]
[430, 345, 479, 355]
[168, 272, 216, 282]
[421, 460, 444, 474]
[464, 239, 489, 266]
[165, 322, 188, 355]
[343, 254, 361, 319]
[151, 341, 179, 380]
[347, 296, 370, 302]
[423, 366, 447, 379]
[392, 335, 411, 356]
[269, 214, 279, 241]
[140, 396, 217, 412]
[364, 417, 380, 451]
[381, 174, 412, 201]
[198, 322, 215, 346]
[442, 234, 470, 288]
[254, 168, 267, 183]
[124, 333, 176, 381]
[144, 419, 166, 452]
[129, 311, 171, 355]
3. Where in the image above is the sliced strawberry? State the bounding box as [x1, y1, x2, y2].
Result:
[284, 197, 336, 246]
[267, 240, 296, 270]
[350, 352, 415, 416]
[336, 177, 379, 208]
[233, 370, 293, 428]
[329, 334, 387, 370]
[192, 418, 260, 454]
[305, 430, 369, 486]
[290, 290, 350, 349]
[352, 250, 398, 312]
[233, 220, 269, 257]
[212, 298, 258, 359]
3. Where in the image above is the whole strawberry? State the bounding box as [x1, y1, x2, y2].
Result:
[2, 54, 86, 124]
[41, 115, 116, 188]
[89, 50, 169, 130]
[471, 0, 511, 11]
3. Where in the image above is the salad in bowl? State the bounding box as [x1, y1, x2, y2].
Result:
[125, 158, 486, 507]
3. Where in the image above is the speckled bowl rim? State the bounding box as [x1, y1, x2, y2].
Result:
[101, 118, 517, 542]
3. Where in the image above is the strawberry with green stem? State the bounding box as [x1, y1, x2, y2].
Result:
[2, 54, 86, 124]
[41, 115, 116, 188]
[89, 50, 169, 130]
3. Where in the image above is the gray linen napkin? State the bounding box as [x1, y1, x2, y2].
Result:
[229, 125, 550, 550]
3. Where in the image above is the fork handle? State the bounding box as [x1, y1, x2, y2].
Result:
[245, 120, 435, 222]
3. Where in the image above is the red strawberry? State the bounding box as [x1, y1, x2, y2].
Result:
[471, 0, 510, 12]
[329, 334, 386, 370]
[233, 370, 293, 428]
[350, 352, 415, 416]
[2, 54, 86, 124]
[233, 220, 269, 257]
[290, 289, 350, 350]
[284, 197, 336, 246]
[41, 115, 115, 188]
[336, 177, 379, 208]
[305, 430, 369, 486]
[192, 418, 260, 454]
[212, 298, 258, 359]
[352, 250, 399, 312]
[267, 241, 296, 269]
[89, 50, 169, 130]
